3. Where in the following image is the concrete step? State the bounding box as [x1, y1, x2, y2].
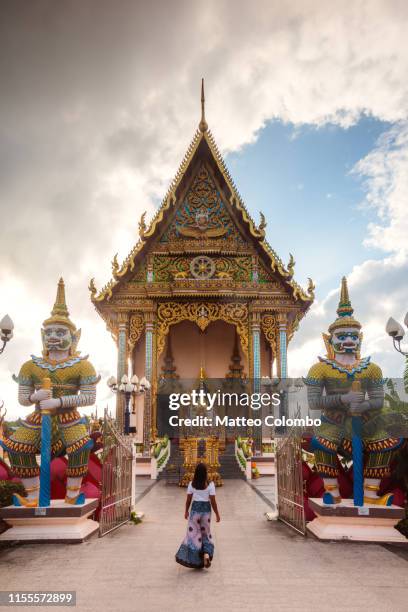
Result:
[159, 441, 246, 481]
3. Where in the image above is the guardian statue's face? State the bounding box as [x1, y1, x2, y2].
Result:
[330, 326, 361, 356]
[42, 324, 73, 354]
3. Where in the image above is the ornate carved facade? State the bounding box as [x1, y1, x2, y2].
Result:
[90, 87, 313, 442]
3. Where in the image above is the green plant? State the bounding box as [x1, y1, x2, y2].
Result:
[157, 449, 169, 468]
[384, 378, 408, 413]
[237, 449, 246, 470]
[0, 481, 26, 508]
[130, 511, 142, 525]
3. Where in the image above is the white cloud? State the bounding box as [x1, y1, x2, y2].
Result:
[352, 121, 408, 255]
[289, 255, 408, 377]
[290, 120, 408, 378]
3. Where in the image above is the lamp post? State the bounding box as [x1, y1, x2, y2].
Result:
[0, 314, 14, 355]
[386, 313, 408, 356]
[107, 374, 151, 435]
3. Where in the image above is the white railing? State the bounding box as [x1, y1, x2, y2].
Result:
[235, 439, 252, 479]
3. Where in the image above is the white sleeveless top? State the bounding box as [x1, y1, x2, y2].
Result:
[187, 481, 216, 502]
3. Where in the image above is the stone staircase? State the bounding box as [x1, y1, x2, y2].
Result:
[158, 442, 184, 484]
[158, 440, 246, 484]
[219, 442, 246, 480]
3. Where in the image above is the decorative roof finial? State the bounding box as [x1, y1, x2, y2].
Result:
[328, 276, 361, 333]
[52, 278, 69, 318]
[199, 78, 208, 133]
[43, 278, 76, 331]
[337, 276, 353, 318]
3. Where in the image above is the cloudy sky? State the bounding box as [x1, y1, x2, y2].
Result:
[1, 0, 408, 418]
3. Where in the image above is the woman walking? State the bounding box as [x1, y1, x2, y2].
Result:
[175, 463, 220, 569]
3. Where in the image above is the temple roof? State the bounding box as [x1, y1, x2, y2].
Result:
[89, 81, 314, 308]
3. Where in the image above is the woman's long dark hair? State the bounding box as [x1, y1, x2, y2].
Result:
[192, 462, 208, 490]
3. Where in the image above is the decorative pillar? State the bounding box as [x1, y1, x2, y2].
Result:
[143, 309, 155, 453]
[252, 323, 261, 384]
[277, 313, 288, 378]
[250, 311, 262, 454]
[270, 347, 275, 379]
[116, 312, 129, 432]
[277, 313, 288, 428]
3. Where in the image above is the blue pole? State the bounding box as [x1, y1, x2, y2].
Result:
[39, 377, 52, 507]
[351, 380, 364, 507]
[352, 415, 364, 506]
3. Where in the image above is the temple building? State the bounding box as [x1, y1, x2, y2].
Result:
[89, 82, 314, 459]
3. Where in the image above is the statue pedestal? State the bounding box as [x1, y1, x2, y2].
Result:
[307, 498, 407, 544]
[0, 499, 99, 543]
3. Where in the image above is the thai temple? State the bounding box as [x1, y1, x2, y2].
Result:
[89, 81, 314, 472]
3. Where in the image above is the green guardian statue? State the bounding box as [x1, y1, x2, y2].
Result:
[1, 279, 99, 506]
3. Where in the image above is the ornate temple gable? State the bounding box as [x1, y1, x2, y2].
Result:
[158, 163, 246, 246]
[89, 84, 314, 314]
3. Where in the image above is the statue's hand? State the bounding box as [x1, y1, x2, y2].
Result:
[39, 398, 61, 413]
[349, 400, 371, 415]
[341, 391, 365, 406]
[30, 389, 51, 403]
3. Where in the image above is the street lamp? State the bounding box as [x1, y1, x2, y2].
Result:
[0, 314, 14, 355]
[107, 374, 151, 435]
[386, 312, 408, 356]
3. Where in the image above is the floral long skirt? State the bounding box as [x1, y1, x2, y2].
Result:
[175, 501, 214, 568]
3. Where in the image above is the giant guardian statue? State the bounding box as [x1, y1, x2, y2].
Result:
[1, 278, 99, 506]
[305, 277, 402, 505]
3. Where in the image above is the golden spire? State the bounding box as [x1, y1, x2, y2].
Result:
[198, 78, 208, 133]
[337, 276, 353, 318]
[43, 278, 76, 331]
[328, 276, 361, 333]
[52, 278, 69, 318]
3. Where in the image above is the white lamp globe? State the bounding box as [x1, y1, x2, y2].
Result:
[107, 375, 117, 388]
[0, 314, 14, 333]
[386, 317, 401, 338]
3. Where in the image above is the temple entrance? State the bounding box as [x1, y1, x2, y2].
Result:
[157, 319, 248, 440]
[158, 319, 247, 381]
[156, 319, 252, 482]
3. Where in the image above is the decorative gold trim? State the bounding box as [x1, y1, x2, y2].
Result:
[139, 212, 147, 240]
[365, 484, 380, 491]
[324, 484, 339, 491]
[287, 311, 303, 343]
[128, 313, 144, 348]
[261, 314, 278, 356]
[287, 253, 295, 278]
[156, 302, 249, 358]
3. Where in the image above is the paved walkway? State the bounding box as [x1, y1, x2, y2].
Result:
[247, 476, 276, 510]
[1, 480, 407, 612]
